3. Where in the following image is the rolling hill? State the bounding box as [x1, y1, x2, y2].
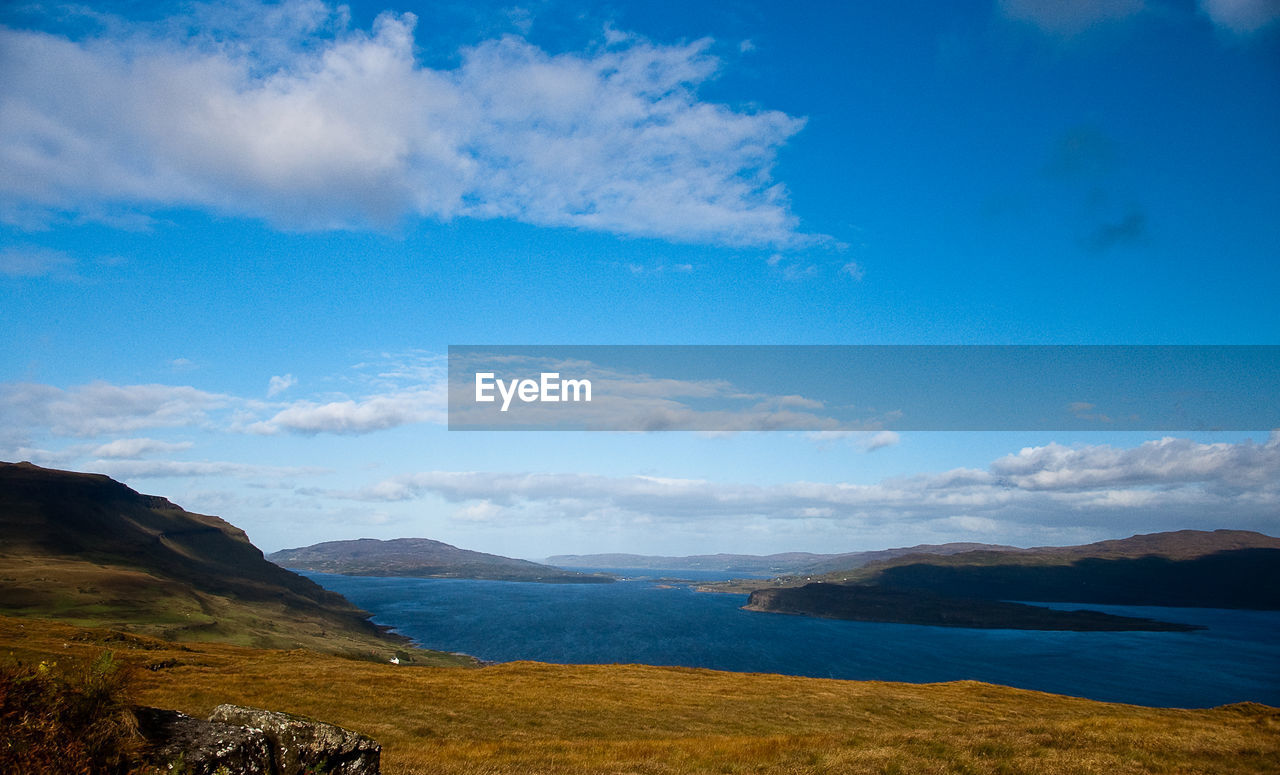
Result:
[272, 538, 615, 582]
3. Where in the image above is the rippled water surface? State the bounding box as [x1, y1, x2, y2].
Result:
[302, 569, 1280, 708]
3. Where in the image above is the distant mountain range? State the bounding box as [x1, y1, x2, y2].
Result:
[6, 460, 1276, 641]
[546, 543, 1015, 574]
[272, 538, 616, 583]
[0, 461, 461, 660]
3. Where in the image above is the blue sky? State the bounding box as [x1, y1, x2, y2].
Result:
[2, 0, 1278, 558]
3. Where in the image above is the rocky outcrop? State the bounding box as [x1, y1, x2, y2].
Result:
[135, 706, 273, 775]
[136, 704, 380, 775]
[210, 704, 381, 775]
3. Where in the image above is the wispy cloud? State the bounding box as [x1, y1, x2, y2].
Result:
[266, 374, 297, 397]
[998, 0, 1145, 36]
[1198, 0, 1280, 34]
[1000, 0, 1280, 37]
[804, 430, 900, 451]
[0, 1, 818, 247]
[0, 381, 232, 437]
[89, 437, 194, 459]
[0, 246, 76, 278]
[89, 459, 328, 480]
[839, 261, 865, 281]
[0, 353, 452, 442]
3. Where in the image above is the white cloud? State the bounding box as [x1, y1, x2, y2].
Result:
[0, 2, 817, 247]
[999, 0, 1145, 35]
[249, 387, 446, 434]
[1199, 0, 1280, 33]
[89, 437, 194, 458]
[863, 430, 900, 451]
[1, 354, 450, 444]
[0, 381, 231, 437]
[453, 500, 504, 523]
[267, 373, 297, 397]
[345, 433, 1280, 538]
[988, 435, 1280, 492]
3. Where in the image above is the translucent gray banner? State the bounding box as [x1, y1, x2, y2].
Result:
[447, 345, 1280, 431]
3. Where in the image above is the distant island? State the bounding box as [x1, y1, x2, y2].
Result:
[745, 584, 1202, 631]
[729, 529, 1280, 630]
[272, 537, 616, 583]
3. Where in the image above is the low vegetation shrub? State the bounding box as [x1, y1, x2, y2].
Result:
[0, 650, 142, 774]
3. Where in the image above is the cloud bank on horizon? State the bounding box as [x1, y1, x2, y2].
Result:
[348, 433, 1280, 532]
[3, 362, 1278, 551]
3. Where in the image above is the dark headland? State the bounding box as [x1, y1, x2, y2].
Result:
[0, 460, 462, 660]
[744, 584, 1203, 631]
[725, 529, 1280, 630]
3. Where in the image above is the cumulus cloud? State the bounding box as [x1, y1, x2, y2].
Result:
[345, 433, 1280, 537]
[248, 387, 446, 434]
[998, 0, 1145, 35]
[988, 435, 1280, 492]
[0, 2, 816, 247]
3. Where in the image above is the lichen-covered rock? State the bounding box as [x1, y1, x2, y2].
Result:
[135, 706, 273, 775]
[209, 704, 381, 775]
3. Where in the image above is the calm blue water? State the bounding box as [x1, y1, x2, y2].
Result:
[302, 570, 1280, 709]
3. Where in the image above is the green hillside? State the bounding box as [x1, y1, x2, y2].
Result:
[0, 461, 466, 663]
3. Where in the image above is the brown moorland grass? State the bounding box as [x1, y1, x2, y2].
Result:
[2, 614, 1277, 774]
[0, 555, 471, 664]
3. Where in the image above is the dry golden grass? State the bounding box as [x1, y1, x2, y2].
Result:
[0, 556, 470, 664]
[3, 614, 1277, 774]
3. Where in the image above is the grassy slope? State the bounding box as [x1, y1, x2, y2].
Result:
[0, 462, 467, 662]
[0, 555, 467, 663]
[3, 615, 1277, 775]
